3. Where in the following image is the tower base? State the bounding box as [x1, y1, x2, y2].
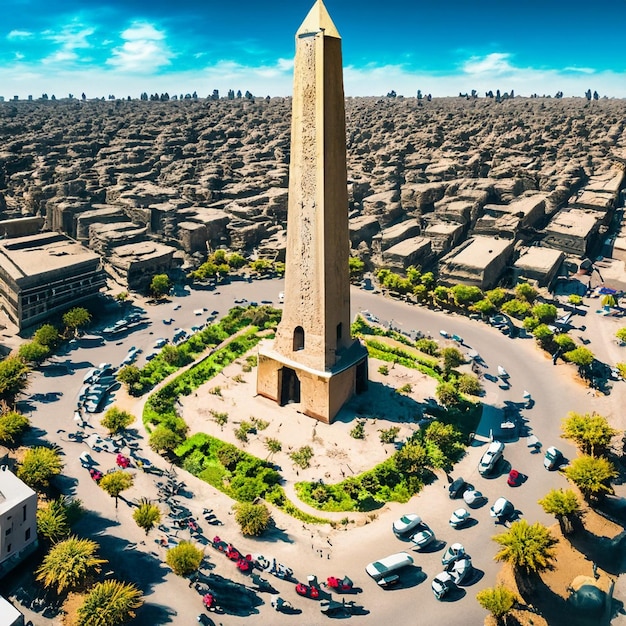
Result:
[256, 341, 368, 424]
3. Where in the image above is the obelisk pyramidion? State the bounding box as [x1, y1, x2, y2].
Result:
[256, 0, 368, 424]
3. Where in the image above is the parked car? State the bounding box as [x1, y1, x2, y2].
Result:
[153, 338, 168, 349]
[442, 543, 466, 568]
[544, 446, 563, 470]
[411, 524, 436, 550]
[449, 508, 471, 529]
[490, 497, 515, 521]
[392, 514, 423, 537]
[365, 552, 414, 586]
[463, 488, 484, 507]
[431, 572, 455, 600]
[478, 441, 505, 475]
[448, 477, 470, 499]
[449, 556, 473, 584]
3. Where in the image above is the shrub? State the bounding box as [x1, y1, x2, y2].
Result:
[350, 420, 366, 439]
[379, 426, 400, 444]
[532, 303, 558, 323]
[457, 373, 482, 396]
[378, 364, 389, 375]
[515, 283, 538, 303]
[501, 299, 532, 319]
[396, 383, 412, 395]
[0, 411, 29, 446]
[166, 541, 203, 576]
[234, 502, 272, 536]
[100, 407, 134, 435]
[290, 446, 314, 469]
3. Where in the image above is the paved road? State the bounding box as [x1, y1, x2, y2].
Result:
[12, 278, 625, 625]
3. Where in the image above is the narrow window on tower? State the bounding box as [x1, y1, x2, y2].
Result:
[336, 323, 342, 345]
[293, 326, 305, 351]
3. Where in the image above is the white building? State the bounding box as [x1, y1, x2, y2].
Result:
[0, 466, 37, 578]
[0, 595, 23, 626]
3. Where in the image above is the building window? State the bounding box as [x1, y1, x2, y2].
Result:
[5, 528, 11, 536]
[6, 544, 11, 553]
[293, 326, 305, 351]
[336, 323, 343, 343]
[22, 505, 26, 522]
[25, 528, 31, 541]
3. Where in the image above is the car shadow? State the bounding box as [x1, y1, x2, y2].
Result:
[388, 567, 427, 590]
[457, 568, 485, 587]
[439, 586, 467, 602]
[415, 539, 446, 554]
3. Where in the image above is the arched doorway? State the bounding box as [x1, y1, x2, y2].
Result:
[280, 367, 301, 405]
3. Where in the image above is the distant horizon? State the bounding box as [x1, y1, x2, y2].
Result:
[2, 1, 626, 101]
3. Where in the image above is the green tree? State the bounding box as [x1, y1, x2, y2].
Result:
[501, 299, 532, 319]
[531, 303, 558, 323]
[538, 488, 580, 535]
[423, 421, 465, 462]
[36, 537, 107, 593]
[415, 338, 439, 356]
[18, 341, 49, 364]
[227, 252, 246, 269]
[0, 355, 30, 400]
[99, 471, 134, 508]
[554, 334, 576, 352]
[132, 498, 161, 535]
[165, 541, 203, 576]
[561, 411, 617, 456]
[568, 294, 582, 309]
[33, 323, 60, 348]
[100, 407, 134, 435]
[290, 445, 314, 469]
[451, 284, 483, 307]
[148, 425, 183, 453]
[432, 286, 450, 303]
[77, 579, 143, 626]
[472, 299, 496, 315]
[116, 365, 141, 394]
[62, 307, 91, 336]
[435, 381, 461, 407]
[394, 440, 429, 474]
[150, 273, 172, 298]
[0, 410, 30, 446]
[565, 455, 617, 500]
[485, 288, 508, 307]
[441, 347, 465, 375]
[532, 324, 554, 349]
[564, 346, 594, 377]
[476, 585, 517, 625]
[457, 373, 482, 396]
[234, 502, 272, 536]
[515, 283, 538, 303]
[616, 327, 626, 344]
[37, 501, 70, 543]
[348, 256, 365, 279]
[17, 446, 63, 490]
[493, 520, 557, 575]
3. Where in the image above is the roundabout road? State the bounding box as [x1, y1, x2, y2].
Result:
[16, 278, 625, 626]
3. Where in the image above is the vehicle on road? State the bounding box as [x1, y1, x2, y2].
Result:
[412, 525, 436, 550]
[153, 338, 168, 349]
[507, 469, 524, 487]
[490, 497, 515, 522]
[432, 572, 455, 600]
[448, 477, 470, 499]
[442, 543, 466, 568]
[463, 488, 484, 507]
[365, 552, 414, 586]
[392, 513, 423, 537]
[449, 555, 473, 584]
[544, 446, 563, 470]
[478, 441, 505, 476]
[449, 508, 471, 529]
[497, 365, 509, 379]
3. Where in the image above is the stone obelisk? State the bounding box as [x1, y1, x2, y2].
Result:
[256, 0, 368, 424]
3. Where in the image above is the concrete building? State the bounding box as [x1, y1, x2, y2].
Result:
[514, 246, 565, 288]
[0, 466, 38, 580]
[381, 236, 432, 272]
[0, 232, 105, 329]
[439, 236, 515, 290]
[107, 240, 176, 291]
[257, 0, 368, 424]
[542, 209, 602, 256]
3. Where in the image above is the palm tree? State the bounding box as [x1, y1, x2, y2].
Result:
[36, 501, 70, 544]
[36, 537, 107, 594]
[538, 489, 581, 535]
[493, 520, 557, 576]
[99, 471, 134, 508]
[132, 498, 161, 535]
[476, 585, 518, 625]
[77, 579, 143, 626]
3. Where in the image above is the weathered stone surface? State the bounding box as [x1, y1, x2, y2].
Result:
[382, 236, 432, 272]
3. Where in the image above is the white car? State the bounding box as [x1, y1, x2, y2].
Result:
[490, 497, 515, 521]
[449, 556, 473, 584]
[442, 543, 465, 568]
[411, 526, 436, 550]
[479, 441, 505, 475]
[392, 514, 423, 536]
[432, 572, 455, 599]
[449, 508, 471, 528]
[463, 488, 484, 507]
[365, 552, 414, 585]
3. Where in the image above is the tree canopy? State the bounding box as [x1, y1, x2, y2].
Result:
[0, 356, 30, 400]
[77, 579, 143, 626]
[150, 274, 172, 298]
[561, 411, 617, 456]
[99, 471, 134, 508]
[165, 541, 203, 576]
[0, 411, 29, 446]
[101, 407, 134, 435]
[63, 307, 91, 336]
[538, 488, 580, 534]
[493, 520, 557, 575]
[476, 585, 517, 624]
[17, 446, 63, 490]
[132, 498, 161, 535]
[565, 455, 617, 500]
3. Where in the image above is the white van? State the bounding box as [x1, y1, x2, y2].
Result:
[365, 552, 414, 586]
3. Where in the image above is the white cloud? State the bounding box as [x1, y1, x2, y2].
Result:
[42, 24, 94, 65]
[564, 66, 596, 74]
[107, 22, 172, 73]
[462, 53, 515, 75]
[7, 30, 32, 40]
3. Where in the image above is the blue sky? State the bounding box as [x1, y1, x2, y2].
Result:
[2, 0, 626, 100]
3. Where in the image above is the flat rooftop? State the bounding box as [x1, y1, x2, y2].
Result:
[515, 246, 565, 273]
[0, 232, 100, 282]
[0, 468, 36, 516]
[546, 209, 600, 238]
[445, 236, 512, 268]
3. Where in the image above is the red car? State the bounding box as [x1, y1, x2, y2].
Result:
[507, 469, 523, 487]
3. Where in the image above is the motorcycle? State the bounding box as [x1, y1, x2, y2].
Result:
[324, 575, 354, 593]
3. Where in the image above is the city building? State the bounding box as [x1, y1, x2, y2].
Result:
[0, 232, 105, 330]
[257, 0, 368, 424]
[0, 466, 38, 579]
